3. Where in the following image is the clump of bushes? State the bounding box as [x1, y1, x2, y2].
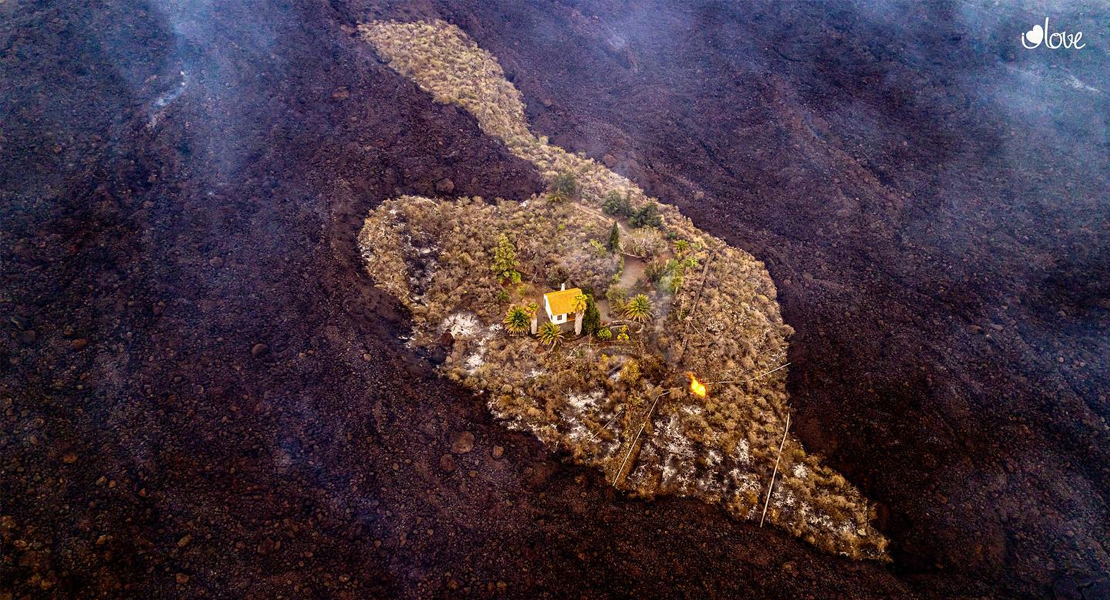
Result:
[660, 254, 699, 294]
[644, 259, 668, 284]
[622, 228, 666, 258]
[546, 264, 570, 289]
[619, 359, 641, 384]
[630, 201, 663, 228]
[603, 191, 633, 217]
[605, 286, 628, 312]
[589, 239, 608, 256]
[491, 233, 521, 284]
[358, 195, 620, 339]
[549, 170, 578, 202]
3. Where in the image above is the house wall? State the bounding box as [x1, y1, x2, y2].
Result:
[544, 295, 569, 324]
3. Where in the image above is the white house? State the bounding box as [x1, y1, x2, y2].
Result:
[543, 283, 582, 327]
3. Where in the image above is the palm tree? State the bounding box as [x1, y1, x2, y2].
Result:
[503, 306, 530, 335]
[571, 293, 588, 314]
[622, 294, 653, 322]
[538, 322, 564, 349]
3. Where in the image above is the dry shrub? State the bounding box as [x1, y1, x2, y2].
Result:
[623, 228, 667, 259]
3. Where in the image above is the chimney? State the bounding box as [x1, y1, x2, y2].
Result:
[560, 283, 566, 291]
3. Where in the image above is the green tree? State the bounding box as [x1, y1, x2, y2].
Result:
[538, 322, 564, 349]
[622, 294, 653, 322]
[597, 326, 612, 341]
[608, 221, 621, 253]
[582, 296, 601, 336]
[503, 306, 531, 335]
[602, 191, 632, 217]
[630, 201, 663, 228]
[490, 234, 521, 284]
[549, 171, 578, 202]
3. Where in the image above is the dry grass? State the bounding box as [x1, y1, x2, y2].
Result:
[358, 19, 888, 560]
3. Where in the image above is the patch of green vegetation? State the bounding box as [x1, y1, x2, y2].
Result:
[603, 190, 633, 217]
[550, 171, 578, 202]
[491, 233, 521, 284]
[622, 293, 653, 322]
[538, 321, 563, 349]
[629, 201, 663, 228]
[582, 294, 601, 336]
[503, 305, 531, 335]
[589, 238, 608, 256]
[605, 286, 628, 312]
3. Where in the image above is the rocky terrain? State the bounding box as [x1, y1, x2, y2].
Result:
[2, 0, 1107, 598]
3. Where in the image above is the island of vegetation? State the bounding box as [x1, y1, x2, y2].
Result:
[359, 19, 887, 560]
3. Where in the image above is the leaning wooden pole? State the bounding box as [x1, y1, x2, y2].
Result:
[759, 413, 791, 528]
[586, 406, 624, 444]
[712, 362, 791, 386]
[611, 390, 671, 486]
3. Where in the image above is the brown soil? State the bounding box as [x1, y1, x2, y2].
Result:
[2, 0, 1107, 599]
